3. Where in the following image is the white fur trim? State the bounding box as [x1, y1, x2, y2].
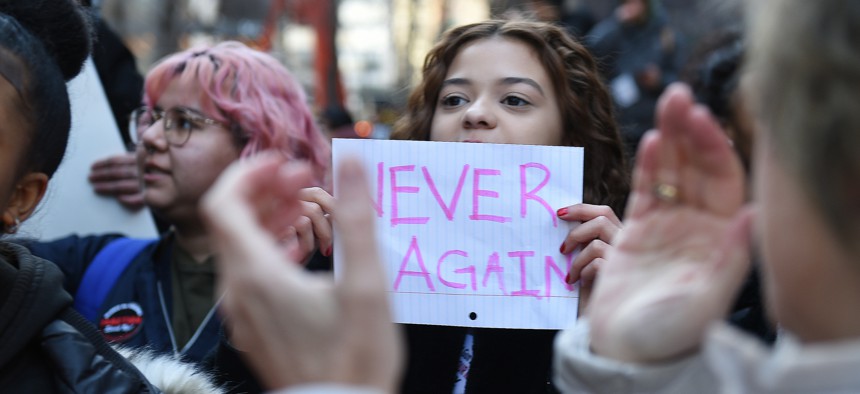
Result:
[113, 346, 225, 394]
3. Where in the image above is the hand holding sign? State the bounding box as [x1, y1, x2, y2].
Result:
[289, 187, 337, 262]
[557, 203, 623, 312]
[89, 152, 145, 211]
[558, 203, 623, 287]
[202, 153, 403, 391]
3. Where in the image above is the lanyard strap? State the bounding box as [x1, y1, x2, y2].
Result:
[157, 280, 223, 356]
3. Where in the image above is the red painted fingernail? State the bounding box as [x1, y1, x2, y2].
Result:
[325, 246, 333, 257]
[559, 242, 566, 254]
[565, 272, 571, 283]
[557, 207, 568, 217]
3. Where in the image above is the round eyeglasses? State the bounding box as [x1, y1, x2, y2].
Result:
[129, 106, 228, 147]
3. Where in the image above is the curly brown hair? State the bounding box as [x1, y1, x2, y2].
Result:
[392, 19, 630, 216]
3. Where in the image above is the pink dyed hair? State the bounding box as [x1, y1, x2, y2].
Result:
[142, 41, 330, 185]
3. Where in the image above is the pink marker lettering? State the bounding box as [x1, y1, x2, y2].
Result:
[372, 162, 384, 217]
[481, 252, 507, 295]
[437, 250, 476, 290]
[423, 165, 469, 221]
[509, 251, 541, 299]
[393, 236, 435, 291]
[520, 163, 556, 227]
[390, 165, 430, 227]
[469, 168, 512, 223]
[544, 255, 574, 298]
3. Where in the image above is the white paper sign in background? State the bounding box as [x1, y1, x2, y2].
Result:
[19, 58, 158, 240]
[333, 139, 582, 329]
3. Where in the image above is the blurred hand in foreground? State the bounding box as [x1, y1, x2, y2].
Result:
[202, 153, 403, 392]
[586, 84, 751, 363]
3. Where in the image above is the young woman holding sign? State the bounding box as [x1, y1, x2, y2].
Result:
[275, 15, 628, 393]
[390, 17, 769, 392]
[389, 18, 629, 393]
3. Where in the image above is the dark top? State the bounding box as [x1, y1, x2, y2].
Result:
[0, 242, 159, 393]
[22, 233, 221, 362]
[170, 245, 217, 350]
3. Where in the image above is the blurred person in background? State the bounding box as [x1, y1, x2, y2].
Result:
[320, 105, 358, 140]
[586, 0, 685, 162]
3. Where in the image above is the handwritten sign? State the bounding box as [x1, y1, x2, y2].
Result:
[333, 139, 582, 329]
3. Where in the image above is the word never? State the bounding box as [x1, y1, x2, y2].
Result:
[370, 162, 559, 227]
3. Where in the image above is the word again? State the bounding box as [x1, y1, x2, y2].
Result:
[392, 236, 575, 299]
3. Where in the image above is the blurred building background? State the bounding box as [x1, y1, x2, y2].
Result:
[93, 0, 740, 138]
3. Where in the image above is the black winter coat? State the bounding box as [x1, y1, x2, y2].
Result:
[0, 242, 159, 393]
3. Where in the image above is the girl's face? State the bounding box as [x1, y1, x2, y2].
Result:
[0, 76, 27, 217]
[0, 77, 25, 209]
[429, 37, 564, 146]
[0, 75, 48, 230]
[136, 77, 242, 224]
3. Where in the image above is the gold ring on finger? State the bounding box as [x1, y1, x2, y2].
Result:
[653, 183, 679, 203]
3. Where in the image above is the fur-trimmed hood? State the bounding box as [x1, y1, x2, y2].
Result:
[116, 346, 226, 394]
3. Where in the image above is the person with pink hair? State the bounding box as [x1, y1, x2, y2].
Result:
[21, 41, 330, 369]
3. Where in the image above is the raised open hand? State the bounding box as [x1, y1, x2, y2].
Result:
[202, 154, 403, 391]
[586, 84, 752, 363]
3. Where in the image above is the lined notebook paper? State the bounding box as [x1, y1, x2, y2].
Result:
[333, 139, 583, 329]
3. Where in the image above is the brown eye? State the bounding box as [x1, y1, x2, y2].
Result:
[441, 95, 468, 107]
[501, 96, 530, 106]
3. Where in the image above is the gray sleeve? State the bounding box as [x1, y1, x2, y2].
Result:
[552, 319, 720, 394]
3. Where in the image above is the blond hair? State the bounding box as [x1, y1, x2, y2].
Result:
[746, 0, 860, 248]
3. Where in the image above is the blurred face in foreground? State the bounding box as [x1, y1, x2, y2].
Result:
[752, 126, 851, 341]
